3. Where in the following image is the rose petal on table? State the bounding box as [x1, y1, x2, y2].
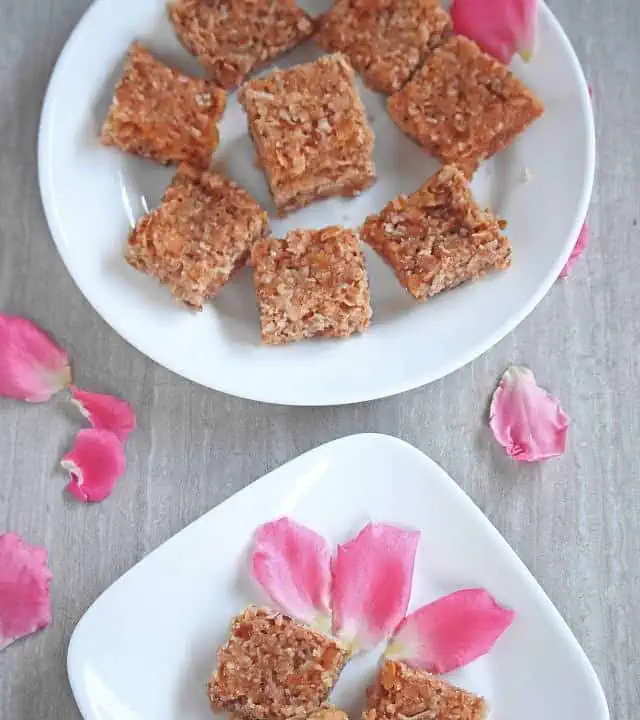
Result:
[70, 386, 136, 442]
[0, 315, 71, 403]
[0, 533, 53, 651]
[61, 428, 126, 503]
[386, 588, 515, 673]
[252, 518, 333, 631]
[451, 0, 538, 64]
[489, 365, 569, 462]
[559, 223, 588, 278]
[332, 523, 420, 652]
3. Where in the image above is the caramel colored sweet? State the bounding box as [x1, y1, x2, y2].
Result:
[361, 165, 511, 300]
[315, 0, 451, 94]
[387, 35, 544, 176]
[100, 43, 226, 168]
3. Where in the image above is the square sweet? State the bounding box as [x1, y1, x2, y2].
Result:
[238, 54, 376, 216]
[314, 0, 451, 94]
[251, 227, 372, 344]
[387, 35, 544, 176]
[100, 43, 226, 168]
[126, 165, 269, 309]
[207, 606, 350, 720]
[360, 165, 511, 300]
[168, 0, 314, 90]
[363, 660, 488, 720]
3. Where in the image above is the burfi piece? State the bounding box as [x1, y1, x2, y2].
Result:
[239, 54, 376, 216]
[315, 0, 451, 94]
[126, 166, 268, 309]
[251, 227, 372, 344]
[387, 35, 544, 176]
[168, 0, 314, 90]
[364, 660, 488, 720]
[208, 606, 350, 720]
[361, 165, 511, 300]
[100, 43, 226, 168]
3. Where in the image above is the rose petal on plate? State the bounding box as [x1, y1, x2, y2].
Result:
[252, 518, 333, 631]
[332, 523, 420, 652]
[489, 365, 569, 462]
[70, 386, 136, 442]
[386, 588, 515, 674]
[0, 533, 53, 651]
[61, 428, 126, 503]
[0, 315, 71, 403]
[559, 223, 588, 278]
[451, 0, 538, 64]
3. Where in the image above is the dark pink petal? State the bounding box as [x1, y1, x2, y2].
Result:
[489, 365, 569, 462]
[332, 523, 420, 652]
[451, 0, 538, 64]
[70, 386, 136, 442]
[0, 533, 52, 651]
[61, 429, 126, 503]
[252, 518, 332, 631]
[387, 589, 515, 673]
[0, 315, 71, 402]
[560, 223, 588, 278]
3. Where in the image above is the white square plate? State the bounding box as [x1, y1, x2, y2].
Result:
[67, 435, 608, 719]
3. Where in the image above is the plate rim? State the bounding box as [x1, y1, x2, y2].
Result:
[38, 1, 596, 407]
[66, 433, 609, 720]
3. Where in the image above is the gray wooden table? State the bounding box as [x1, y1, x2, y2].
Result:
[0, 1, 638, 718]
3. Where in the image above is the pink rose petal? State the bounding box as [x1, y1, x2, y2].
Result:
[61, 428, 126, 503]
[559, 223, 588, 278]
[451, 0, 538, 64]
[489, 365, 569, 462]
[0, 533, 53, 651]
[0, 315, 71, 403]
[70, 386, 136, 442]
[332, 523, 420, 652]
[387, 589, 515, 674]
[252, 518, 332, 632]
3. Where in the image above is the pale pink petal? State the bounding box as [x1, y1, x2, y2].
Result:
[489, 365, 569, 462]
[0, 315, 71, 403]
[332, 523, 420, 652]
[451, 0, 538, 64]
[61, 429, 126, 503]
[252, 518, 332, 631]
[560, 223, 588, 278]
[387, 589, 515, 673]
[0, 533, 53, 651]
[70, 386, 136, 442]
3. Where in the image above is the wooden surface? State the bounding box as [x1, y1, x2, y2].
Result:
[0, 1, 638, 718]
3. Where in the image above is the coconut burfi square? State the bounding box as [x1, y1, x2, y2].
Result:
[387, 36, 544, 176]
[251, 227, 372, 344]
[315, 0, 451, 94]
[126, 165, 269, 309]
[364, 660, 488, 720]
[100, 43, 226, 169]
[360, 165, 511, 300]
[208, 606, 350, 720]
[168, 0, 314, 90]
[239, 54, 376, 216]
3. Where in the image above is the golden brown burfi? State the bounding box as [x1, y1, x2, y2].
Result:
[387, 35, 544, 176]
[315, 0, 451, 94]
[126, 165, 268, 309]
[364, 660, 488, 720]
[360, 165, 511, 300]
[208, 606, 350, 720]
[100, 43, 226, 168]
[251, 227, 372, 344]
[238, 54, 376, 216]
[168, 0, 314, 90]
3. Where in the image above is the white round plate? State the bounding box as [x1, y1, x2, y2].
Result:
[39, 0, 594, 406]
